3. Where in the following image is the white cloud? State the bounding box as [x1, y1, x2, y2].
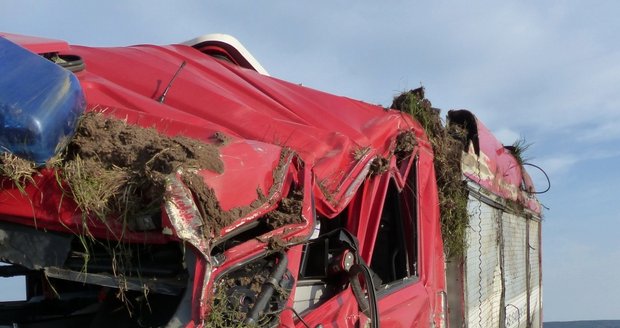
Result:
[578, 120, 620, 142]
[493, 128, 520, 145]
[536, 155, 579, 176]
[533, 147, 620, 188]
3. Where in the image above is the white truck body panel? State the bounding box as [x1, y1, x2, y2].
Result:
[449, 183, 542, 328]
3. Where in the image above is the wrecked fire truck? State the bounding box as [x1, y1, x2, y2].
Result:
[0, 32, 542, 328]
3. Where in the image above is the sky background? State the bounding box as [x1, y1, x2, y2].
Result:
[1, 0, 619, 322]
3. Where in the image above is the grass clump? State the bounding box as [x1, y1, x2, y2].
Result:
[394, 130, 417, 161]
[369, 156, 389, 176]
[0, 152, 37, 194]
[505, 137, 532, 167]
[62, 156, 129, 222]
[391, 87, 469, 259]
[205, 282, 258, 328]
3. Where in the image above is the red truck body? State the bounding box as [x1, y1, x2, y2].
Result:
[0, 33, 541, 328]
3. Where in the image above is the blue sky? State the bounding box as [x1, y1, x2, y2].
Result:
[1, 0, 619, 322]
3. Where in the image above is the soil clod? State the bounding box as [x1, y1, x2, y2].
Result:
[369, 156, 389, 176]
[394, 130, 417, 163]
[62, 112, 224, 229]
[264, 189, 303, 229]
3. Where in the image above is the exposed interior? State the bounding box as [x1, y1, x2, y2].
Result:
[293, 160, 420, 315]
[0, 222, 190, 328]
[207, 253, 293, 327]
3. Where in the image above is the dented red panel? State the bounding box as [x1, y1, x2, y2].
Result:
[460, 115, 542, 214]
[67, 43, 424, 215]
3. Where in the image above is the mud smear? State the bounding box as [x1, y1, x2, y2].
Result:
[211, 131, 232, 146]
[184, 148, 301, 237]
[222, 259, 271, 294]
[182, 172, 269, 235]
[369, 156, 389, 176]
[263, 189, 303, 229]
[394, 130, 417, 164]
[63, 112, 224, 228]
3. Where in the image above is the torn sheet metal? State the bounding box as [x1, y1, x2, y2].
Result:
[164, 171, 210, 255]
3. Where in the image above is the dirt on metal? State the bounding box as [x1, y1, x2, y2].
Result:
[264, 189, 303, 229]
[62, 112, 224, 228]
[182, 172, 269, 235]
[369, 156, 389, 176]
[394, 130, 417, 164]
[391, 87, 469, 259]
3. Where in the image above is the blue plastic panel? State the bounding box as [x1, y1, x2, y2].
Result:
[0, 36, 85, 164]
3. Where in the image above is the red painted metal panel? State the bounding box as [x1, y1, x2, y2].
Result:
[463, 116, 542, 214]
[66, 43, 425, 217]
[0, 32, 69, 54]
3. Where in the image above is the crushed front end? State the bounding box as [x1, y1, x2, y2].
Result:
[0, 34, 314, 327]
[0, 122, 314, 328]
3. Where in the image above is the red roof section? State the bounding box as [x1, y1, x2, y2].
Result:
[0, 32, 69, 54]
[67, 43, 424, 216]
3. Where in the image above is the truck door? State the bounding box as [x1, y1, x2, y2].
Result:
[360, 158, 436, 327]
[293, 152, 445, 327]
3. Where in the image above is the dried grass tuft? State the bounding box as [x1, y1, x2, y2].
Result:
[0, 152, 37, 194]
[62, 155, 129, 222]
[506, 137, 532, 167]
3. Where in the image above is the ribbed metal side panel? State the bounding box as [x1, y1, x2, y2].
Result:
[502, 213, 528, 328]
[528, 220, 542, 328]
[464, 198, 503, 328]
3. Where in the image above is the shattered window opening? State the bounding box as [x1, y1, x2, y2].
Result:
[370, 159, 419, 288]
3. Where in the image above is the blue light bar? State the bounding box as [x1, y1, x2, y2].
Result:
[0, 36, 85, 165]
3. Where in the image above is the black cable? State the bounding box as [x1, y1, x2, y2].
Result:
[286, 306, 311, 328]
[158, 61, 187, 104]
[360, 264, 380, 328]
[349, 264, 380, 328]
[522, 163, 551, 194]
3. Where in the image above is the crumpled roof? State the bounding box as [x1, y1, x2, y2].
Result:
[69, 43, 424, 216]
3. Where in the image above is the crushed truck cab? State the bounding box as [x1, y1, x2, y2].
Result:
[0, 33, 542, 328]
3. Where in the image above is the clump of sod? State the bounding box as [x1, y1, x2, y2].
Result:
[0, 152, 37, 194]
[0, 112, 226, 309]
[391, 87, 469, 259]
[394, 130, 417, 164]
[61, 112, 224, 231]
